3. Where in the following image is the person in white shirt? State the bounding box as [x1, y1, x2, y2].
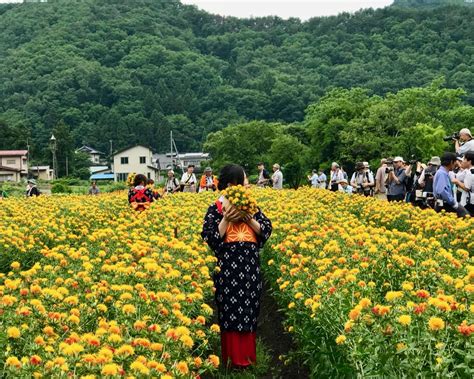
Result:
[180, 165, 197, 193]
[453, 151, 474, 215]
[165, 169, 180, 194]
[455, 128, 474, 156]
[272, 163, 283, 190]
[350, 162, 375, 197]
[308, 170, 319, 188]
[329, 162, 345, 192]
[317, 170, 327, 189]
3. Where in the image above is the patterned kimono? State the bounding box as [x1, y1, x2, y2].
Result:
[202, 199, 272, 367]
[128, 186, 155, 211]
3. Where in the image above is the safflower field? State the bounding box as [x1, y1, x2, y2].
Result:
[1, 188, 474, 378]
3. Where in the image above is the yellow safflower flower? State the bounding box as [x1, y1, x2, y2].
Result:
[397, 315, 412, 326]
[428, 317, 445, 331]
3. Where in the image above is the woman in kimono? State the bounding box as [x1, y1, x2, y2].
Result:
[201, 164, 272, 368]
[128, 174, 156, 211]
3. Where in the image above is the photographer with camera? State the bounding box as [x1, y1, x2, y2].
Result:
[418, 157, 440, 191]
[411, 157, 439, 208]
[386, 157, 406, 202]
[452, 151, 474, 215]
[404, 158, 424, 203]
[445, 128, 474, 156]
[433, 152, 469, 217]
[350, 162, 375, 197]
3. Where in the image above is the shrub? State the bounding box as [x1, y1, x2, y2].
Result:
[51, 183, 72, 194]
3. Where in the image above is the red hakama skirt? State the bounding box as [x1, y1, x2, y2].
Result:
[221, 331, 257, 367]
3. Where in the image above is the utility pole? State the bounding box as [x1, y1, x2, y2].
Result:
[109, 140, 113, 170]
[170, 130, 173, 169]
[26, 137, 31, 177]
[50, 134, 57, 179]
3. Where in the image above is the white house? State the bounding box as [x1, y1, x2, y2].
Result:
[76, 145, 105, 165]
[112, 145, 159, 182]
[0, 150, 28, 182]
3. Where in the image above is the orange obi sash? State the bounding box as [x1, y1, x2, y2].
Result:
[216, 199, 257, 243]
[224, 222, 258, 243]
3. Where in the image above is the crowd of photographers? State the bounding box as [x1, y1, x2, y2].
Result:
[314, 128, 474, 218]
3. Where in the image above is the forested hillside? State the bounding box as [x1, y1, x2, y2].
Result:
[0, 0, 473, 163]
[393, 0, 474, 8]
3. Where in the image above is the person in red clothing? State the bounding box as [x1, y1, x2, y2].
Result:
[201, 164, 272, 368]
[128, 174, 155, 211]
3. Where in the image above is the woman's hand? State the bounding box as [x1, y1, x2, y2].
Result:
[241, 212, 254, 223]
[223, 205, 241, 223]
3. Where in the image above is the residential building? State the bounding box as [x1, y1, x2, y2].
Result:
[89, 166, 113, 181]
[177, 152, 209, 171]
[0, 150, 28, 182]
[89, 166, 110, 175]
[76, 145, 105, 165]
[30, 166, 54, 181]
[112, 145, 159, 182]
[153, 153, 175, 171]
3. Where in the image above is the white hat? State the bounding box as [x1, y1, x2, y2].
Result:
[428, 156, 441, 166]
[363, 161, 370, 168]
[460, 128, 472, 138]
[331, 162, 339, 168]
[273, 163, 280, 169]
[393, 156, 404, 163]
[339, 178, 348, 184]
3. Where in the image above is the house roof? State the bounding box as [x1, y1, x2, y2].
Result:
[30, 166, 51, 171]
[89, 166, 110, 174]
[0, 150, 28, 156]
[147, 165, 160, 171]
[178, 152, 209, 159]
[153, 154, 174, 170]
[113, 144, 153, 156]
[77, 145, 105, 155]
[90, 173, 115, 180]
[0, 165, 21, 172]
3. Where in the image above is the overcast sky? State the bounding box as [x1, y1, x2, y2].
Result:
[182, 0, 394, 20]
[0, 1, 394, 20]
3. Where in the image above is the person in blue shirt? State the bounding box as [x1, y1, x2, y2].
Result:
[433, 152, 469, 218]
[339, 178, 353, 194]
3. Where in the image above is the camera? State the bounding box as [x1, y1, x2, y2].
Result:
[385, 159, 394, 174]
[443, 132, 460, 142]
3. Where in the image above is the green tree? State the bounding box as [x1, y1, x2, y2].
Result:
[204, 121, 282, 172]
[71, 152, 92, 180]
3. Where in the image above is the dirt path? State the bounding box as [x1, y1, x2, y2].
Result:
[258, 280, 310, 379]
